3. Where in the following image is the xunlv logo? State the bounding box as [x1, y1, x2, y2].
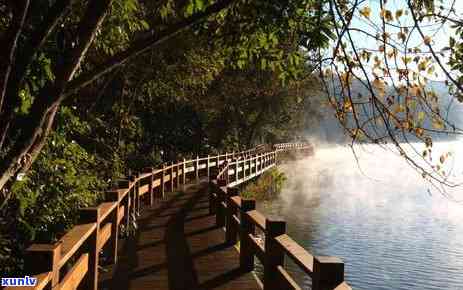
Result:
[1, 276, 37, 287]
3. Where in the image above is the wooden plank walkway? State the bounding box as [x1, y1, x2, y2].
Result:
[99, 180, 261, 290]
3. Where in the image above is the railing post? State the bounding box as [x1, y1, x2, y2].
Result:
[25, 242, 62, 288]
[312, 256, 345, 290]
[206, 154, 210, 177]
[144, 167, 154, 206]
[118, 179, 131, 230]
[225, 187, 239, 245]
[216, 186, 226, 227]
[129, 174, 138, 216]
[177, 161, 180, 188]
[264, 219, 286, 290]
[183, 158, 186, 184]
[217, 153, 220, 169]
[134, 174, 140, 216]
[170, 161, 174, 192]
[79, 207, 101, 290]
[161, 164, 165, 199]
[196, 155, 199, 181]
[235, 160, 239, 182]
[105, 190, 122, 264]
[240, 198, 256, 272]
[209, 183, 216, 216]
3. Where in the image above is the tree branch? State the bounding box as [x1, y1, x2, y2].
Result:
[0, 0, 30, 111]
[64, 0, 236, 97]
[0, 0, 113, 195]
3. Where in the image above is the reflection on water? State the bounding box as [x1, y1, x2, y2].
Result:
[256, 141, 463, 290]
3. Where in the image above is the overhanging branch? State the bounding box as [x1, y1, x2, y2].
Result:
[64, 0, 236, 97]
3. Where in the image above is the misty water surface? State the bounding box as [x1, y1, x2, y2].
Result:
[256, 141, 463, 290]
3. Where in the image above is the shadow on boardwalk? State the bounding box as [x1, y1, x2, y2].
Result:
[99, 181, 260, 290]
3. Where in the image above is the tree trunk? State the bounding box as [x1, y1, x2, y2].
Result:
[0, 0, 113, 198]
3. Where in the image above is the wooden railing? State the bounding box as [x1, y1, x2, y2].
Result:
[209, 144, 352, 290]
[9, 143, 309, 290]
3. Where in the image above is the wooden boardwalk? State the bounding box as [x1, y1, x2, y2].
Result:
[99, 180, 261, 290]
[12, 144, 351, 290]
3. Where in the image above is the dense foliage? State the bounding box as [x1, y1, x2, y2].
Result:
[241, 167, 287, 200]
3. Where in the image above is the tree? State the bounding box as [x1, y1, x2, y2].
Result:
[316, 0, 463, 192]
[0, 0, 331, 203]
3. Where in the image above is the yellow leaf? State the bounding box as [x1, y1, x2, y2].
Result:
[418, 61, 427, 71]
[395, 9, 403, 19]
[417, 111, 426, 122]
[373, 78, 386, 97]
[423, 36, 432, 45]
[415, 127, 424, 136]
[427, 65, 435, 75]
[398, 32, 407, 43]
[439, 154, 445, 163]
[360, 6, 372, 18]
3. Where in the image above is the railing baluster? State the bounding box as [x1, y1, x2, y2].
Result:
[196, 155, 199, 181]
[264, 219, 286, 290]
[183, 158, 186, 185]
[161, 164, 165, 199]
[240, 198, 256, 272]
[312, 256, 345, 290]
[105, 190, 122, 264]
[225, 187, 239, 245]
[170, 161, 174, 192]
[79, 207, 100, 290]
[25, 242, 61, 288]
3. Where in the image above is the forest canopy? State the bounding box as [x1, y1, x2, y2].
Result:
[1, 0, 463, 275]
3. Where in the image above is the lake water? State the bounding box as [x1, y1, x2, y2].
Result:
[256, 141, 463, 290]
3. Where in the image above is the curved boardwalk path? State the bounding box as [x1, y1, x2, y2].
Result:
[99, 180, 260, 290]
[11, 144, 352, 290]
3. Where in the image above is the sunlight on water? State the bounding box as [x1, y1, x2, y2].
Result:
[257, 140, 463, 290]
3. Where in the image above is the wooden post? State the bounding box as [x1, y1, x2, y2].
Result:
[128, 175, 138, 217]
[176, 162, 180, 188]
[25, 242, 62, 287]
[240, 198, 256, 271]
[105, 191, 122, 264]
[206, 155, 210, 178]
[144, 167, 154, 206]
[124, 189, 131, 232]
[134, 174, 140, 216]
[195, 156, 199, 181]
[170, 161, 174, 192]
[161, 164, 165, 199]
[225, 152, 228, 162]
[264, 219, 286, 290]
[118, 179, 131, 231]
[209, 186, 217, 215]
[226, 187, 239, 245]
[216, 187, 226, 227]
[216, 153, 220, 169]
[79, 207, 100, 290]
[312, 256, 345, 290]
[182, 158, 186, 184]
[235, 160, 239, 182]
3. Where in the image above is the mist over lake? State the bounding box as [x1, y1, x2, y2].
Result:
[256, 141, 463, 289]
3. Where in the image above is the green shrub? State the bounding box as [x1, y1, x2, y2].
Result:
[0, 107, 105, 275]
[241, 167, 286, 200]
